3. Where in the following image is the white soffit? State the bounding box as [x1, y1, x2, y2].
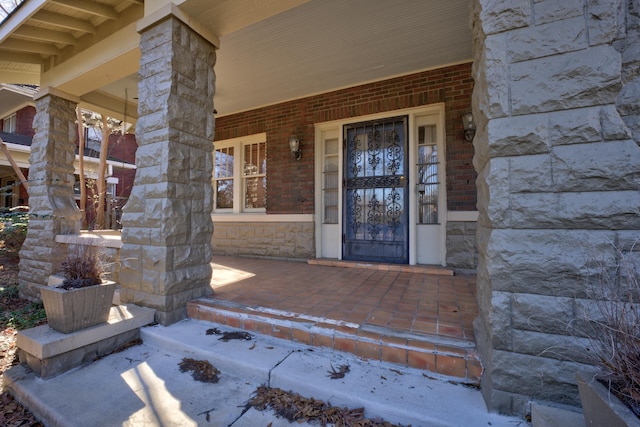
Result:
[213, 0, 472, 115]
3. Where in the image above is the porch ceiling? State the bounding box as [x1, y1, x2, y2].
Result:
[0, 0, 472, 119]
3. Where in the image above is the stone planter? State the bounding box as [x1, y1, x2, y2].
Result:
[41, 281, 116, 334]
[577, 370, 640, 427]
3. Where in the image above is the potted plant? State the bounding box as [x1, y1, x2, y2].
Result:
[575, 241, 640, 426]
[40, 244, 115, 333]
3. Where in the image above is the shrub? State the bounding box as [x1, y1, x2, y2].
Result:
[0, 209, 28, 252]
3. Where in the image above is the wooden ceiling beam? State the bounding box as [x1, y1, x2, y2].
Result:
[50, 0, 119, 20]
[0, 51, 44, 64]
[1, 38, 60, 55]
[30, 10, 96, 33]
[13, 25, 77, 46]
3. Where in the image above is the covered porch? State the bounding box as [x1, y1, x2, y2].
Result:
[191, 255, 482, 384]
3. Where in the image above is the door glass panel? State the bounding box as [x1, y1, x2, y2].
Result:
[323, 137, 339, 224]
[417, 124, 439, 224]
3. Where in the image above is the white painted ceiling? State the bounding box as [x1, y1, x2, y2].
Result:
[212, 0, 473, 115]
[1, 0, 473, 118]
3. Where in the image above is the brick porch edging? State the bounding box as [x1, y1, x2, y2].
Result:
[187, 298, 483, 385]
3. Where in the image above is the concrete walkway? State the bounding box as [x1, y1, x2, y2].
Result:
[5, 319, 527, 427]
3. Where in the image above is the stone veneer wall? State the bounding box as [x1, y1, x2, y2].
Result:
[472, 0, 640, 415]
[213, 222, 314, 259]
[119, 15, 216, 325]
[446, 221, 477, 272]
[18, 94, 81, 299]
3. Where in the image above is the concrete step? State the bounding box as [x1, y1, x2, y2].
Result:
[4, 318, 525, 427]
[187, 298, 482, 385]
[140, 319, 521, 427]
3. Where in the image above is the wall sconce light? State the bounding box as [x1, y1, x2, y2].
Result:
[289, 135, 302, 160]
[461, 111, 476, 141]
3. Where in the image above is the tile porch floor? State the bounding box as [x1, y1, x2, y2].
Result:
[188, 256, 483, 384]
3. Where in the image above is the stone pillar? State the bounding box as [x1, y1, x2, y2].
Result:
[18, 90, 81, 299]
[119, 12, 216, 325]
[471, 0, 640, 416]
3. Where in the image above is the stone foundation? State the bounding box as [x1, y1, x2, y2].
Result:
[446, 221, 477, 271]
[213, 221, 314, 259]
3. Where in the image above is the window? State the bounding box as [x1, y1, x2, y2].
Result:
[0, 178, 17, 209]
[2, 113, 16, 133]
[214, 133, 267, 212]
[416, 124, 439, 224]
[323, 137, 339, 223]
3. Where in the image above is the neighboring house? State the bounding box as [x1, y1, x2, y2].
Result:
[0, 83, 35, 209]
[0, 83, 137, 221]
[0, 0, 638, 417]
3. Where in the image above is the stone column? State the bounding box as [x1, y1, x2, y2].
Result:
[119, 11, 216, 325]
[18, 90, 81, 299]
[471, 0, 640, 416]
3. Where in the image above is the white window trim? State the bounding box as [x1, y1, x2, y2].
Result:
[2, 113, 16, 133]
[213, 132, 267, 214]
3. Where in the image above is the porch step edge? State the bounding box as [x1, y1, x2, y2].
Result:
[188, 299, 482, 385]
[308, 259, 455, 275]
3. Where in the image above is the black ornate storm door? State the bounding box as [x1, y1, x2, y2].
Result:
[343, 117, 409, 264]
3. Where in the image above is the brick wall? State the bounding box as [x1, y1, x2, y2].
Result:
[215, 63, 476, 214]
[0, 105, 35, 137]
[16, 106, 35, 137]
[108, 133, 137, 164]
[107, 132, 137, 203]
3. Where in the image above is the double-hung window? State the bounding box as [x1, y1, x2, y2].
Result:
[213, 133, 266, 213]
[2, 113, 16, 133]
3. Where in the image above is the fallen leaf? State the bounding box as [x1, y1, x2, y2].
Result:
[179, 358, 220, 383]
[327, 363, 350, 379]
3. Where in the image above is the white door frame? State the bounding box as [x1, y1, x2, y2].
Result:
[314, 104, 447, 265]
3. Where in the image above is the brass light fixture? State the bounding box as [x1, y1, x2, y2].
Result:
[289, 135, 302, 160]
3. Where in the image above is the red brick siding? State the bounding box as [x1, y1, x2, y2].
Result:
[106, 133, 137, 203]
[112, 168, 136, 201]
[18, 168, 28, 205]
[215, 63, 476, 214]
[108, 133, 137, 164]
[16, 106, 35, 137]
[0, 105, 35, 136]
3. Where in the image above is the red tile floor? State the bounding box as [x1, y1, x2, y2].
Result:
[188, 256, 483, 384]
